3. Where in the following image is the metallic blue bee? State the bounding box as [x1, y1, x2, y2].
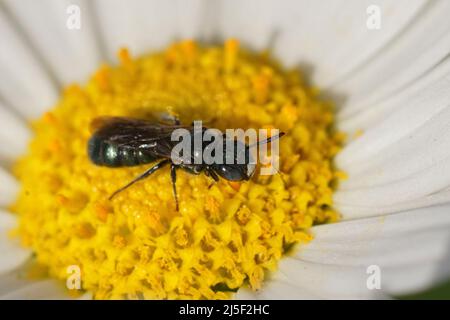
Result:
[88, 116, 284, 210]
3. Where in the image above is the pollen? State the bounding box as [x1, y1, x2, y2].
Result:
[11, 40, 344, 299]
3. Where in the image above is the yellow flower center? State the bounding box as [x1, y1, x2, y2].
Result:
[11, 39, 344, 299]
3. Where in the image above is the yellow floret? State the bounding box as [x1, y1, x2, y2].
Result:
[11, 39, 343, 299]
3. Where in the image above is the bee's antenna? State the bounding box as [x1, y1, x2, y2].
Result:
[170, 164, 179, 211]
[249, 132, 285, 148]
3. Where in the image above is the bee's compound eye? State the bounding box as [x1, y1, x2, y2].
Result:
[215, 165, 246, 181]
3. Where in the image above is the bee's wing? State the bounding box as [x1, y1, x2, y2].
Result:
[90, 116, 178, 133]
[89, 116, 122, 133]
[90, 116, 189, 156]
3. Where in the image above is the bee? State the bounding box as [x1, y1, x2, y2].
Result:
[88, 116, 284, 210]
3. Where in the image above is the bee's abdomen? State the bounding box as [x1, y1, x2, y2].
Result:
[88, 135, 156, 167]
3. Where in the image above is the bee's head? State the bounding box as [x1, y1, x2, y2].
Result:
[210, 140, 255, 181]
[212, 163, 255, 181]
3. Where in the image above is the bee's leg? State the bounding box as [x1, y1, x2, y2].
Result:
[209, 169, 219, 182]
[109, 160, 170, 200]
[206, 169, 219, 189]
[170, 164, 179, 211]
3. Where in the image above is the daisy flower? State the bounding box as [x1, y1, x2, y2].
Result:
[1, 0, 449, 299]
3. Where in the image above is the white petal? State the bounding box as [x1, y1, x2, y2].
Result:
[0, 101, 30, 166]
[338, 54, 450, 133]
[337, 66, 450, 170]
[237, 257, 386, 299]
[345, 111, 450, 189]
[78, 291, 93, 300]
[3, 0, 103, 85]
[94, 0, 206, 61]
[295, 204, 450, 295]
[0, 167, 19, 207]
[334, 71, 450, 209]
[247, 205, 450, 299]
[0, 210, 31, 274]
[234, 288, 258, 300]
[236, 279, 326, 300]
[273, 259, 378, 299]
[216, 0, 426, 87]
[0, 8, 58, 118]
[334, 162, 450, 208]
[336, 0, 450, 119]
[336, 187, 450, 219]
[0, 270, 70, 300]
